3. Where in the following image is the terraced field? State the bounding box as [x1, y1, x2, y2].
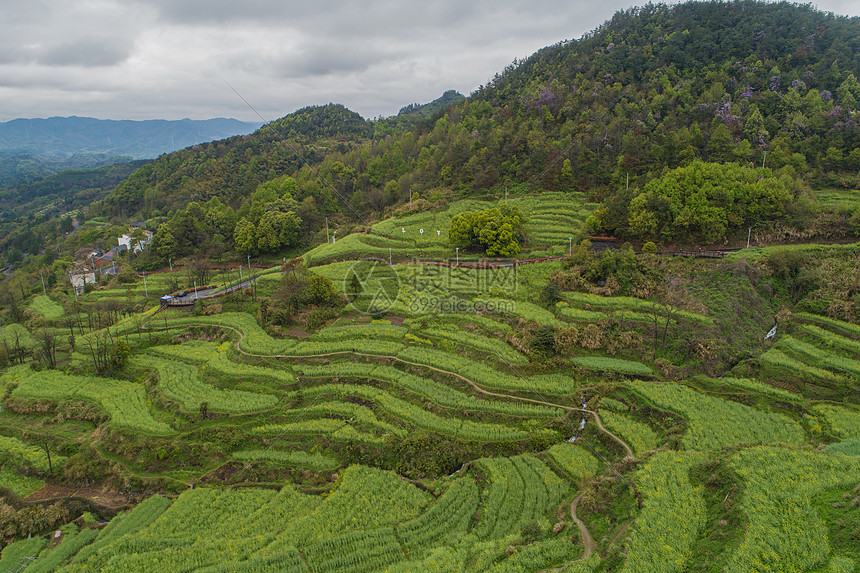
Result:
[0, 459, 576, 572]
[627, 380, 805, 451]
[759, 314, 860, 384]
[2, 365, 171, 434]
[3, 194, 860, 572]
[302, 192, 596, 265]
[131, 354, 280, 413]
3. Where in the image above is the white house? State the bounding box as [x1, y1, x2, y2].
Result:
[118, 229, 153, 254]
[69, 271, 96, 295]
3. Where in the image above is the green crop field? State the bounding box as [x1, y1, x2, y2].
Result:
[623, 451, 706, 572]
[796, 312, 860, 338]
[0, 467, 45, 497]
[812, 404, 860, 439]
[628, 380, 805, 451]
[2, 365, 171, 434]
[472, 455, 570, 540]
[572, 356, 654, 376]
[299, 362, 560, 417]
[131, 354, 279, 413]
[0, 434, 68, 472]
[28, 295, 65, 320]
[777, 335, 860, 378]
[711, 376, 804, 402]
[231, 449, 340, 471]
[547, 443, 601, 480]
[727, 447, 860, 572]
[302, 192, 595, 266]
[759, 348, 837, 380]
[148, 341, 296, 385]
[300, 383, 529, 441]
[564, 292, 716, 326]
[599, 410, 658, 456]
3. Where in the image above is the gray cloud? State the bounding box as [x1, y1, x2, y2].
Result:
[0, 0, 857, 122]
[37, 39, 133, 67]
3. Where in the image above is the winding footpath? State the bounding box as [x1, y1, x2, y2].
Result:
[571, 493, 596, 559]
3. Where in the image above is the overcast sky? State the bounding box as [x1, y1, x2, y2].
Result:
[1, 0, 858, 123]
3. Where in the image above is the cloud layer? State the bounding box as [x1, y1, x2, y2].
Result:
[0, 0, 857, 122]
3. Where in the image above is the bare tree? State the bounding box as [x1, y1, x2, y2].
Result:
[36, 328, 58, 369]
[187, 259, 212, 287]
[84, 330, 114, 373]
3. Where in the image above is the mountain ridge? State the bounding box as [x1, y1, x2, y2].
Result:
[0, 116, 262, 159]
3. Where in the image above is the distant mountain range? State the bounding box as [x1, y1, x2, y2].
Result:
[0, 116, 262, 159]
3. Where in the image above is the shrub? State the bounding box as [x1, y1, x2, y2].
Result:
[306, 306, 339, 330]
[579, 324, 603, 349]
[554, 327, 579, 352]
[541, 282, 561, 306]
[531, 325, 557, 355]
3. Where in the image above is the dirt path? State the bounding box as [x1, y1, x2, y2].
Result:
[24, 485, 129, 509]
[588, 410, 634, 458]
[571, 493, 595, 559]
[540, 494, 597, 572]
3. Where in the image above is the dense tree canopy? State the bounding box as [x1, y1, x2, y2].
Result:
[608, 161, 794, 242]
[449, 205, 527, 256]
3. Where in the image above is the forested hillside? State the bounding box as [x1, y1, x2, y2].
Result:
[82, 0, 860, 272]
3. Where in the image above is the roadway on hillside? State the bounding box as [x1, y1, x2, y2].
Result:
[165, 280, 253, 305]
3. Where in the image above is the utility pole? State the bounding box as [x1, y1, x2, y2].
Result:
[747, 227, 752, 249]
[40, 271, 47, 295]
[456, 247, 459, 266]
[169, 258, 173, 272]
[326, 217, 330, 244]
[143, 271, 148, 298]
[389, 247, 392, 266]
[409, 188, 412, 210]
[569, 237, 573, 257]
[194, 280, 198, 300]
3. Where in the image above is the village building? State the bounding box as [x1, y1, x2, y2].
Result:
[118, 229, 153, 253]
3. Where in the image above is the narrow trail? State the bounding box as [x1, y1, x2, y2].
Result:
[142, 320, 636, 458]
[541, 494, 597, 572]
[571, 493, 596, 559]
[24, 485, 130, 509]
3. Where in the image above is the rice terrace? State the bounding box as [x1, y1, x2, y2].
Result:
[1, 1, 860, 571]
